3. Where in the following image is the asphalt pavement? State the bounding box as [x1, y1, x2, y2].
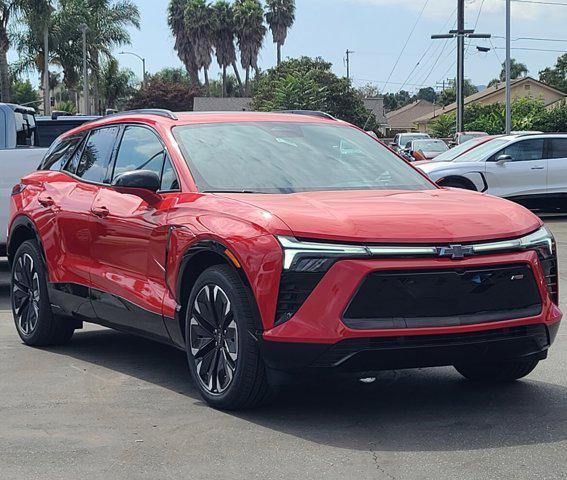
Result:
[1, 218, 566, 480]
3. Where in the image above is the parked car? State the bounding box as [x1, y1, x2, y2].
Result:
[417, 133, 567, 211]
[391, 132, 430, 152]
[0, 104, 50, 255]
[402, 138, 449, 161]
[453, 131, 488, 146]
[36, 114, 100, 147]
[413, 135, 497, 165]
[8, 110, 561, 410]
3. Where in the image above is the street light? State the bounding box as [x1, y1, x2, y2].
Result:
[78, 23, 89, 115]
[119, 51, 147, 88]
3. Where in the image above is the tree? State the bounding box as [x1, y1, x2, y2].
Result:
[499, 58, 528, 82]
[437, 79, 478, 106]
[212, 0, 242, 97]
[428, 113, 455, 137]
[487, 78, 500, 88]
[10, 77, 38, 105]
[184, 0, 214, 94]
[416, 87, 437, 103]
[0, 1, 21, 101]
[383, 90, 411, 112]
[98, 57, 135, 110]
[252, 57, 378, 131]
[265, 0, 295, 66]
[168, 0, 199, 85]
[539, 53, 567, 93]
[127, 73, 197, 111]
[209, 73, 243, 97]
[233, 0, 266, 95]
[356, 83, 380, 99]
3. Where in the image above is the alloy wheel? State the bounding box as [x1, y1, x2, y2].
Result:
[12, 253, 41, 336]
[189, 284, 239, 395]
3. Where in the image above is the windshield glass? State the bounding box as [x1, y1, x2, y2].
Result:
[412, 140, 447, 152]
[459, 133, 486, 143]
[431, 137, 489, 162]
[400, 134, 429, 145]
[174, 122, 435, 194]
[453, 138, 510, 163]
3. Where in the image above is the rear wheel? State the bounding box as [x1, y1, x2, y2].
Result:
[185, 264, 273, 410]
[454, 358, 540, 382]
[11, 240, 74, 346]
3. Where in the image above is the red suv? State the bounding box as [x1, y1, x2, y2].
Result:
[8, 110, 562, 409]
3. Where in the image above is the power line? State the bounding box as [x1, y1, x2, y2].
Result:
[493, 35, 567, 43]
[465, 0, 486, 56]
[512, 0, 567, 5]
[381, 0, 430, 92]
[489, 38, 503, 63]
[492, 46, 567, 52]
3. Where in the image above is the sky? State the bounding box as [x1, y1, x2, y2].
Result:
[12, 0, 567, 95]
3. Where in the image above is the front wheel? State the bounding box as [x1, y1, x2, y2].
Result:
[185, 264, 273, 410]
[454, 358, 540, 382]
[11, 240, 74, 346]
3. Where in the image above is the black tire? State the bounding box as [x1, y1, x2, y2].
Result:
[185, 264, 273, 410]
[440, 179, 477, 191]
[11, 240, 74, 346]
[454, 358, 540, 383]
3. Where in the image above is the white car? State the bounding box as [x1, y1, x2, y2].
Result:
[417, 134, 567, 211]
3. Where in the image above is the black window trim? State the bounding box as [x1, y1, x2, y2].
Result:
[109, 123, 181, 194]
[39, 131, 87, 171]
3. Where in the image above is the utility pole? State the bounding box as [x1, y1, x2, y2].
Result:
[43, 26, 50, 116]
[505, 0, 512, 134]
[432, 1, 491, 133]
[79, 24, 89, 115]
[345, 49, 354, 80]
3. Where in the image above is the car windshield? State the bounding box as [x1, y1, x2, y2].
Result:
[173, 122, 435, 194]
[400, 134, 429, 145]
[459, 133, 487, 143]
[431, 137, 489, 162]
[452, 137, 510, 163]
[412, 140, 447, 152]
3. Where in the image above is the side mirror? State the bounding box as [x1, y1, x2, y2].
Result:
[112, 170, 162, 203]
[496, 154, 512, 164]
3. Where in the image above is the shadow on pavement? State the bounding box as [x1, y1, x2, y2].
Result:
[49, 327, 567, 453]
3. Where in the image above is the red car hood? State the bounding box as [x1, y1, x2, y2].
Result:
[220, 189, 542, 244]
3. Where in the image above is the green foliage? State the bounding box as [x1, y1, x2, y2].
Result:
[10, 78, 39, 105]
[209, 73, 244, 97]
[428, 113, 455, 138]
[98, 58, 136, 110]
[383, 90, 411, 112]
[265, 0, 295, 64]
[539, 53, 567, 93]
[252, 56, 378, 131]
[416, 87, 437, 103]
[54, 100, 77, 114]
[534, 102, 567, 132]
[437, 79, 479, 107]
[499, 58, 528, 82]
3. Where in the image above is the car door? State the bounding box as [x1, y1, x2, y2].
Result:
[89, 125, 180, 338]
[484, 138, 547, 199]
[545, 137, 567, 196]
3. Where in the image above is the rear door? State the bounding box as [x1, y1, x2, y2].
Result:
[546, 137, 567, 196]
[484, 138, 547, 198]
[89, 125, 180, 337]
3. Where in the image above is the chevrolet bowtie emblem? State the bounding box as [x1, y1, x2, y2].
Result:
[436, 244, 475, 260]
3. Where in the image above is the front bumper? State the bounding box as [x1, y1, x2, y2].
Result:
[262, 250, 562, 372]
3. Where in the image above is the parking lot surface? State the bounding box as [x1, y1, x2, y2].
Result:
[1, 218, 566, 480]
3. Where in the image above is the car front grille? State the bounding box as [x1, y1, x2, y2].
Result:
[343, 264, 542, 330]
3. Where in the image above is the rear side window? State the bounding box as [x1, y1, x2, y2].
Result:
[74, 126, 119, 183]
[547, 138, 567, 159]
[40, 134, 85, 171]
[501, 139, 544, 162]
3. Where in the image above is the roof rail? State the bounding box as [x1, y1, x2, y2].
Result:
[276, 110, 337, 120]
[104, 109, 178, 121]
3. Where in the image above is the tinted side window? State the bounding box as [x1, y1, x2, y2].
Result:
[76, 127, 119, 183]
[41, 135, 85, 171]
[161, 157, 180, 191]
[501, 139, 544, 162]
[112, 126, 165, 180]
[548, 138, 567, 159]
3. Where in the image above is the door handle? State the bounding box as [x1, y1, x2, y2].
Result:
[91, 206, 110, 218]
[531, 167, 545, 170]
[38, 196, 56, 208]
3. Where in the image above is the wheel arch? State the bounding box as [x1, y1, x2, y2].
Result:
[7, 215, 45, 267]
[437, 175, 479, 191]
[176, 240, 262, 341]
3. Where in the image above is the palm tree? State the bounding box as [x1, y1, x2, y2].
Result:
[184, 0, 214, 94]
[500, 58, 528, 82]
[212, 0, 242, 97]
[168, 0, 199, 86]
[265, 0, 295, 66]
[99, 57, 134, 110]
[233, 0, 266, 95]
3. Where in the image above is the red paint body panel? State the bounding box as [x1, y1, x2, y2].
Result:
[7, 112, 561, 353]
